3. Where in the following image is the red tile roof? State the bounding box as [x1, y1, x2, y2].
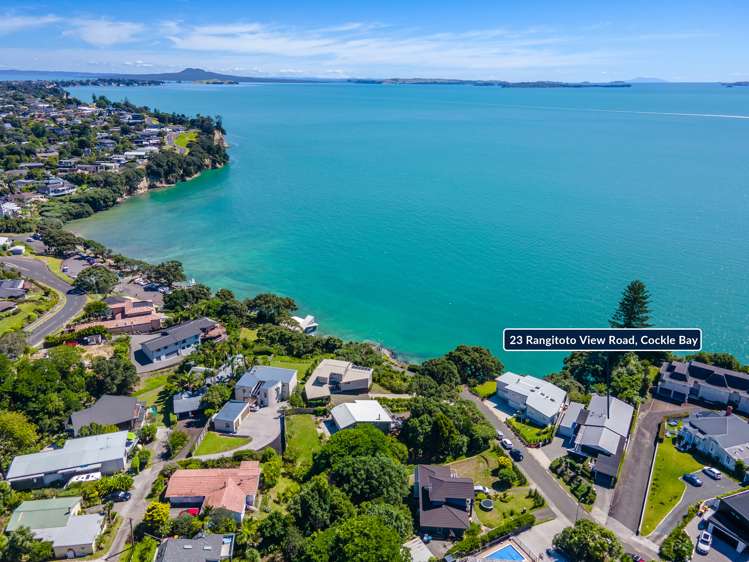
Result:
[164, 461, 260, 515]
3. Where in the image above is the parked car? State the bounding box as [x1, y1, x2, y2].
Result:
[684, 473, 703, 487]
[696, 530, 712, 554]
[496, 429, 504, 439]
[500, 438, 513, 450]
[179, 508, 200, 517]
[703, 467, 722, 480]
[510, 448, 524, 461]
[474, 484, 491, 494]
[628, 554, 646, 562]
[104, 491, 131, 503]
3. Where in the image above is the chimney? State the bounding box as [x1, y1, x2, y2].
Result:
[726, 405, 733, 416]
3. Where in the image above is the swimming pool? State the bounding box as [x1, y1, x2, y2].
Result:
[482, 543, 526, 560]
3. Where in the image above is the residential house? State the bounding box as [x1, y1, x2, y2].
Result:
[6, 497, 105, 559]
[557, 401, 586, 439]
[173, 390, 207, 420]
[656, 360, 749, 414]
[155, 534, 235, 562]
[0, 201, 21, 217]
[330, 400, 394, 432]
[235, 365, 298, 408]
[164, 461, 260, 521]
[140, 317, 225, 363]
[38, 177, 76, 197]
[0, 301, 18, 314]
[304, 359, 372, 401]
[69, 395, 145, 437]
[5, 431, 129, 489]
[75, 296, 164, 335]
[213, 401, 251, 434]
[679, 410, 749, 473]
[706, 490, 749, 553]
[290, 314, 319, 334]
[571, 394, 634, 487]
[414, 465, 474, 539]
[495, 372, 567, 426]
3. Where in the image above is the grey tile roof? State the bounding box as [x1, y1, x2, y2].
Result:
[70, 395, 141, 434]
[142, 317, 217, 353]
[6, 431, 128, 481]
[685, 412, 749, 449]
[156, 534, 234, 562]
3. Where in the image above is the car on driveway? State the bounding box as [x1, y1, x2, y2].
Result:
[703, 467, 722, 480]
[496, 429, 504, 439]
[696, 530, 712, 554]
[104, 491, 131, 503]
[500, 438, 513, 449]
[684, 473, 703, 487]
[510, 448, 524, 461]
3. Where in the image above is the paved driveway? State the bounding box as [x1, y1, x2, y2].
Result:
[650, 472, 740, 542]
[194, 403, 284, 460]
[0, 256, 86, 346]
[685, 515, 749, 562]
[610, 399, 698, 533]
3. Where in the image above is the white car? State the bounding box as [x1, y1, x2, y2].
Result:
[500, 438, 514, 450]
[496, 429, 504, 439]
[703, 467, 722, 480]
[696, 531, 712, 554]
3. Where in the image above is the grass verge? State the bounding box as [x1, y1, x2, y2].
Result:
[193, 431, 250, 456]
[284, 414, 321, 470]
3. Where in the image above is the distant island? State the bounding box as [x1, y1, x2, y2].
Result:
[722, 81, 749, 87]
[2, 67, 631, 88]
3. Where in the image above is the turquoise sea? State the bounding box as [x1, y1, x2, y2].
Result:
[68, 83, 749, 375]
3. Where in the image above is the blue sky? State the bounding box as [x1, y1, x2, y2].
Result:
[1, 0, 747, 81]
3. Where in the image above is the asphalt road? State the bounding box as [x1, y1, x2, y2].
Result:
[0, 256, 86, 346]
[610, 399, 698, 533]
[461, 389, 659, 560]
[650, 469, 739, 543]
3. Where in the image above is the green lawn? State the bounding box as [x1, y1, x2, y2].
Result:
[284, 414, 322, 469]
[269, 355, 315, 376]
[174, 130, 198, 150]
[132, 373, 169, 407]
[472, 380, 497, 399]
[507, 417, 554, 445]
[240, 327, 258, 341]
[193, 431, 250, 456]
[641, 435, 703, 535]
[475, 488, 537, 527]
[448, 452, 500, 487]
[0, 290, 57, 335]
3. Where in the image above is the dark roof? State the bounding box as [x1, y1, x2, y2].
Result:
[661, 361, 749, 393]
[592, 436, 624, 478]
[156, 534, 234, 562]
[70, 395, 141, 433]
[721, 490, 749, 521]
[142, 317, 217, 353]
[0, 288, 25, 299]
[685, 412, 749, 449]
[417, 465, 473, 530]
[0, 301, 17, 313]
[417, 465, 474, 501]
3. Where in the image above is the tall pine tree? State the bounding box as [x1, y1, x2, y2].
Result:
[610, 280, 652, 328]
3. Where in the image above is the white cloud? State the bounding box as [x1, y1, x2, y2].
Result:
[163, 21, 605, 73]
[0, 14, 59, 34]
[64, 19, 144, 46]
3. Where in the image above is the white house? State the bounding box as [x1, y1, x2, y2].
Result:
[213, 400, 251, 434]
[304, 359, 372, 401]
[5, 431, 129, 489]
[235, 365, 298, 407]
[679, 411, 749, 472]
[495, 372, 567, 426]
[140, 317, 224, 363]
[330, 400, 394, 432]
[656, 360, 749, 414]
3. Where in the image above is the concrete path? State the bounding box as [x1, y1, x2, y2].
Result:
[0, 256, 86, 346]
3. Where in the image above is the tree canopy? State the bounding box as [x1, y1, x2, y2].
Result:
[73, 265, 118, 294]
[553, 519, 624, 562]
[609, 279, 652, 329]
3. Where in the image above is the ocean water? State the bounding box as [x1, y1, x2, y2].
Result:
[68, 83, 749, 375]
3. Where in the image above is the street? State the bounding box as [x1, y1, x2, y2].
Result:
[461, 389, 660, 560]
[0, 256, 87, 346]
